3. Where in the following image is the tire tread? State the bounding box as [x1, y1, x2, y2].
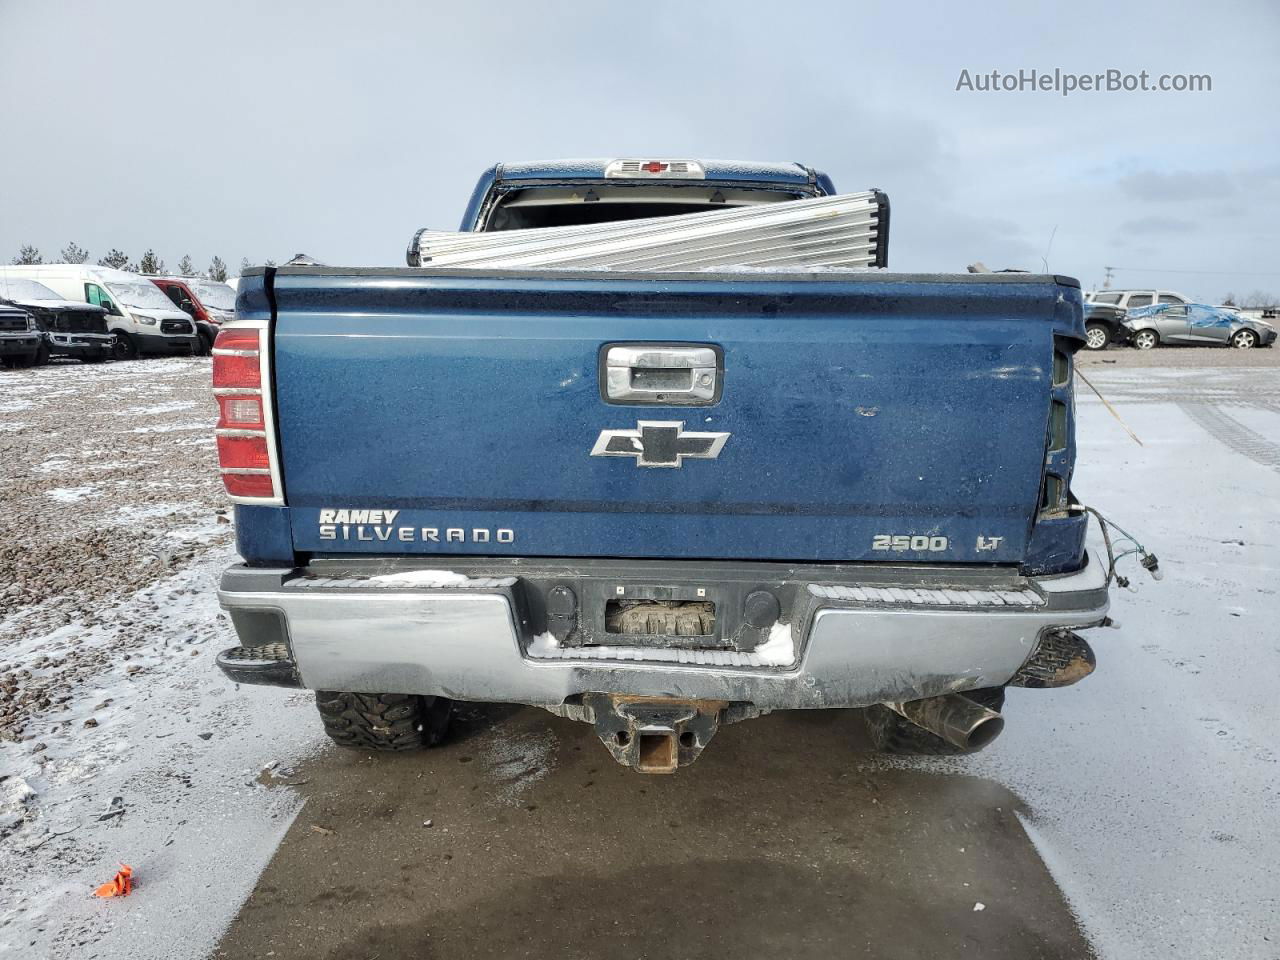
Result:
[315, 691, 451, 752]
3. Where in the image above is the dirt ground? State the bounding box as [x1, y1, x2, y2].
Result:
[216, 707, 1092, 960]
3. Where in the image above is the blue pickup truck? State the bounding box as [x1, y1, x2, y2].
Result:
[213, 158, 1109, 773]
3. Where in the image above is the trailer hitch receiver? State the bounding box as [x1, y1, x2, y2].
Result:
[584, 694, 725, 773]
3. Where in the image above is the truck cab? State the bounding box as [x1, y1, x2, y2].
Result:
[0, 276, 112, 364]
[408, 159, 851, 262]
[151, 276, 238, 354]
[465, 159, 835, 228]
[0, 301, 41, 367]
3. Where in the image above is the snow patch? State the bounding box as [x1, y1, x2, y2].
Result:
[45, 485, 96, 503]
[129, 422, 208, 434]
[368, 569, 472, 586]
[135, 401, 196, 415]
[753, 621, 796, 666]
[527, 631, 559, 656]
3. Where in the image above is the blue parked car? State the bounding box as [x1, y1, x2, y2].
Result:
[1124, 302, 1276, 349]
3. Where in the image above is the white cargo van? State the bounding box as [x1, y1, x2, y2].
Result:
[0, 264, 199, 360]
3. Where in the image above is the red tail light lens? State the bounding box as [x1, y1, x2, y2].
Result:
[222, 473, 276, 498]
[212, 353, 261, 388]
[217, 434, 271, 470]
[215, 328, 261, 351]
[212, 327, 262, 388]
[213, 326, 278, 502]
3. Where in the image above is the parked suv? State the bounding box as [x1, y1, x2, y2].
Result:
[0, 277, 112, 363]
[1087, 289, 1190, 311]
[151, 277, 237, 354]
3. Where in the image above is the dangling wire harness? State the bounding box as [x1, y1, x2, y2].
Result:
[1070, 503, 1161, 588]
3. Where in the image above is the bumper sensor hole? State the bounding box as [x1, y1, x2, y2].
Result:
[614, 730, 631, 747]
[679, 731, 696, 748]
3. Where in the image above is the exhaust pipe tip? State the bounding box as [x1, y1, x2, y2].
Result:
[888, 692, 1005, 753]
[963, 712, 1005, 751]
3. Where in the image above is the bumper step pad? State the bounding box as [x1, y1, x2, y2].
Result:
[1008, 630, 1096, 688]
[215, 642, 300, 688]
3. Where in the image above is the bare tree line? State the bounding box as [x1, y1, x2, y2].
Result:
[8, 243, 280, 283]
[10, 243, 1278, 307]
[1221, 291, 1280, 309]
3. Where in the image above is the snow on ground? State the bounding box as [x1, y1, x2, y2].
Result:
[45, 486, 98, 503]
[0, 358, 323, 959]
[0, 546, 325, 960]
[876, 367, 1280, 960]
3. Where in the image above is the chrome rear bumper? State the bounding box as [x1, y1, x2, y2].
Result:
[217, 553, 1108, 710]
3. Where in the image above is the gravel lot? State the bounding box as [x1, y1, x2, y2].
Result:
[0, 356, 230, 740]
[1, 346, 1277, 960]
[1077, 343, 1280, 369]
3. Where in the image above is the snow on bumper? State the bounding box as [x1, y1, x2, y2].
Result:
[217, 553, 1109, 710]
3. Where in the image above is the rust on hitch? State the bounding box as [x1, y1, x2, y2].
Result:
[584, 694, 727, 773]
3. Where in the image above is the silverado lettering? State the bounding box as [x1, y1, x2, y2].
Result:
[318, 524, 514, 543]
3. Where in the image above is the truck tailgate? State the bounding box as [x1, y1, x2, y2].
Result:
[269, 268, 1081, 565]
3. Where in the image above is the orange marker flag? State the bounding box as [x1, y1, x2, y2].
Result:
[93, 864, 133, 898]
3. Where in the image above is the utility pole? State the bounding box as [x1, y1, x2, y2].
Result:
[1102, 266, 1115, 290]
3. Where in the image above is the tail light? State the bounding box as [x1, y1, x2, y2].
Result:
[212, 323, 282, 503]
[1039, 340, 1074, 517]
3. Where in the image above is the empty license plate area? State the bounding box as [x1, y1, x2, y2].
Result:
[606, 599, 716, 637]
[586, 582, 726, 649]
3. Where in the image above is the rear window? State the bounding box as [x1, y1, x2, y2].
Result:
[481, 185, 801, 232]
[1092, 292, 1121, 304]
[1127, 294, 1153, 308]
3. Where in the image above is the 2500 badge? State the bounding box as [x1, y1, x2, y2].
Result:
[872, 534, 949, 553]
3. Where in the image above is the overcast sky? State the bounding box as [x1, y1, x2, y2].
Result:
[2, 0, 1277, 300]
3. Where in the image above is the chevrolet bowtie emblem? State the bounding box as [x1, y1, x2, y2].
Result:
[591, 421, 730, 468]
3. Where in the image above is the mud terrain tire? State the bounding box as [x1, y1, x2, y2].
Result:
[865, 687, 1005, 756]
[315, 691, 452, 751]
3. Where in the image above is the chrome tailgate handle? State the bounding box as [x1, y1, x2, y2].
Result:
[604, 345, 720, 404]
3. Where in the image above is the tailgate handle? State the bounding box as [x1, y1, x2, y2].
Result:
[604, 345, 719, 404]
